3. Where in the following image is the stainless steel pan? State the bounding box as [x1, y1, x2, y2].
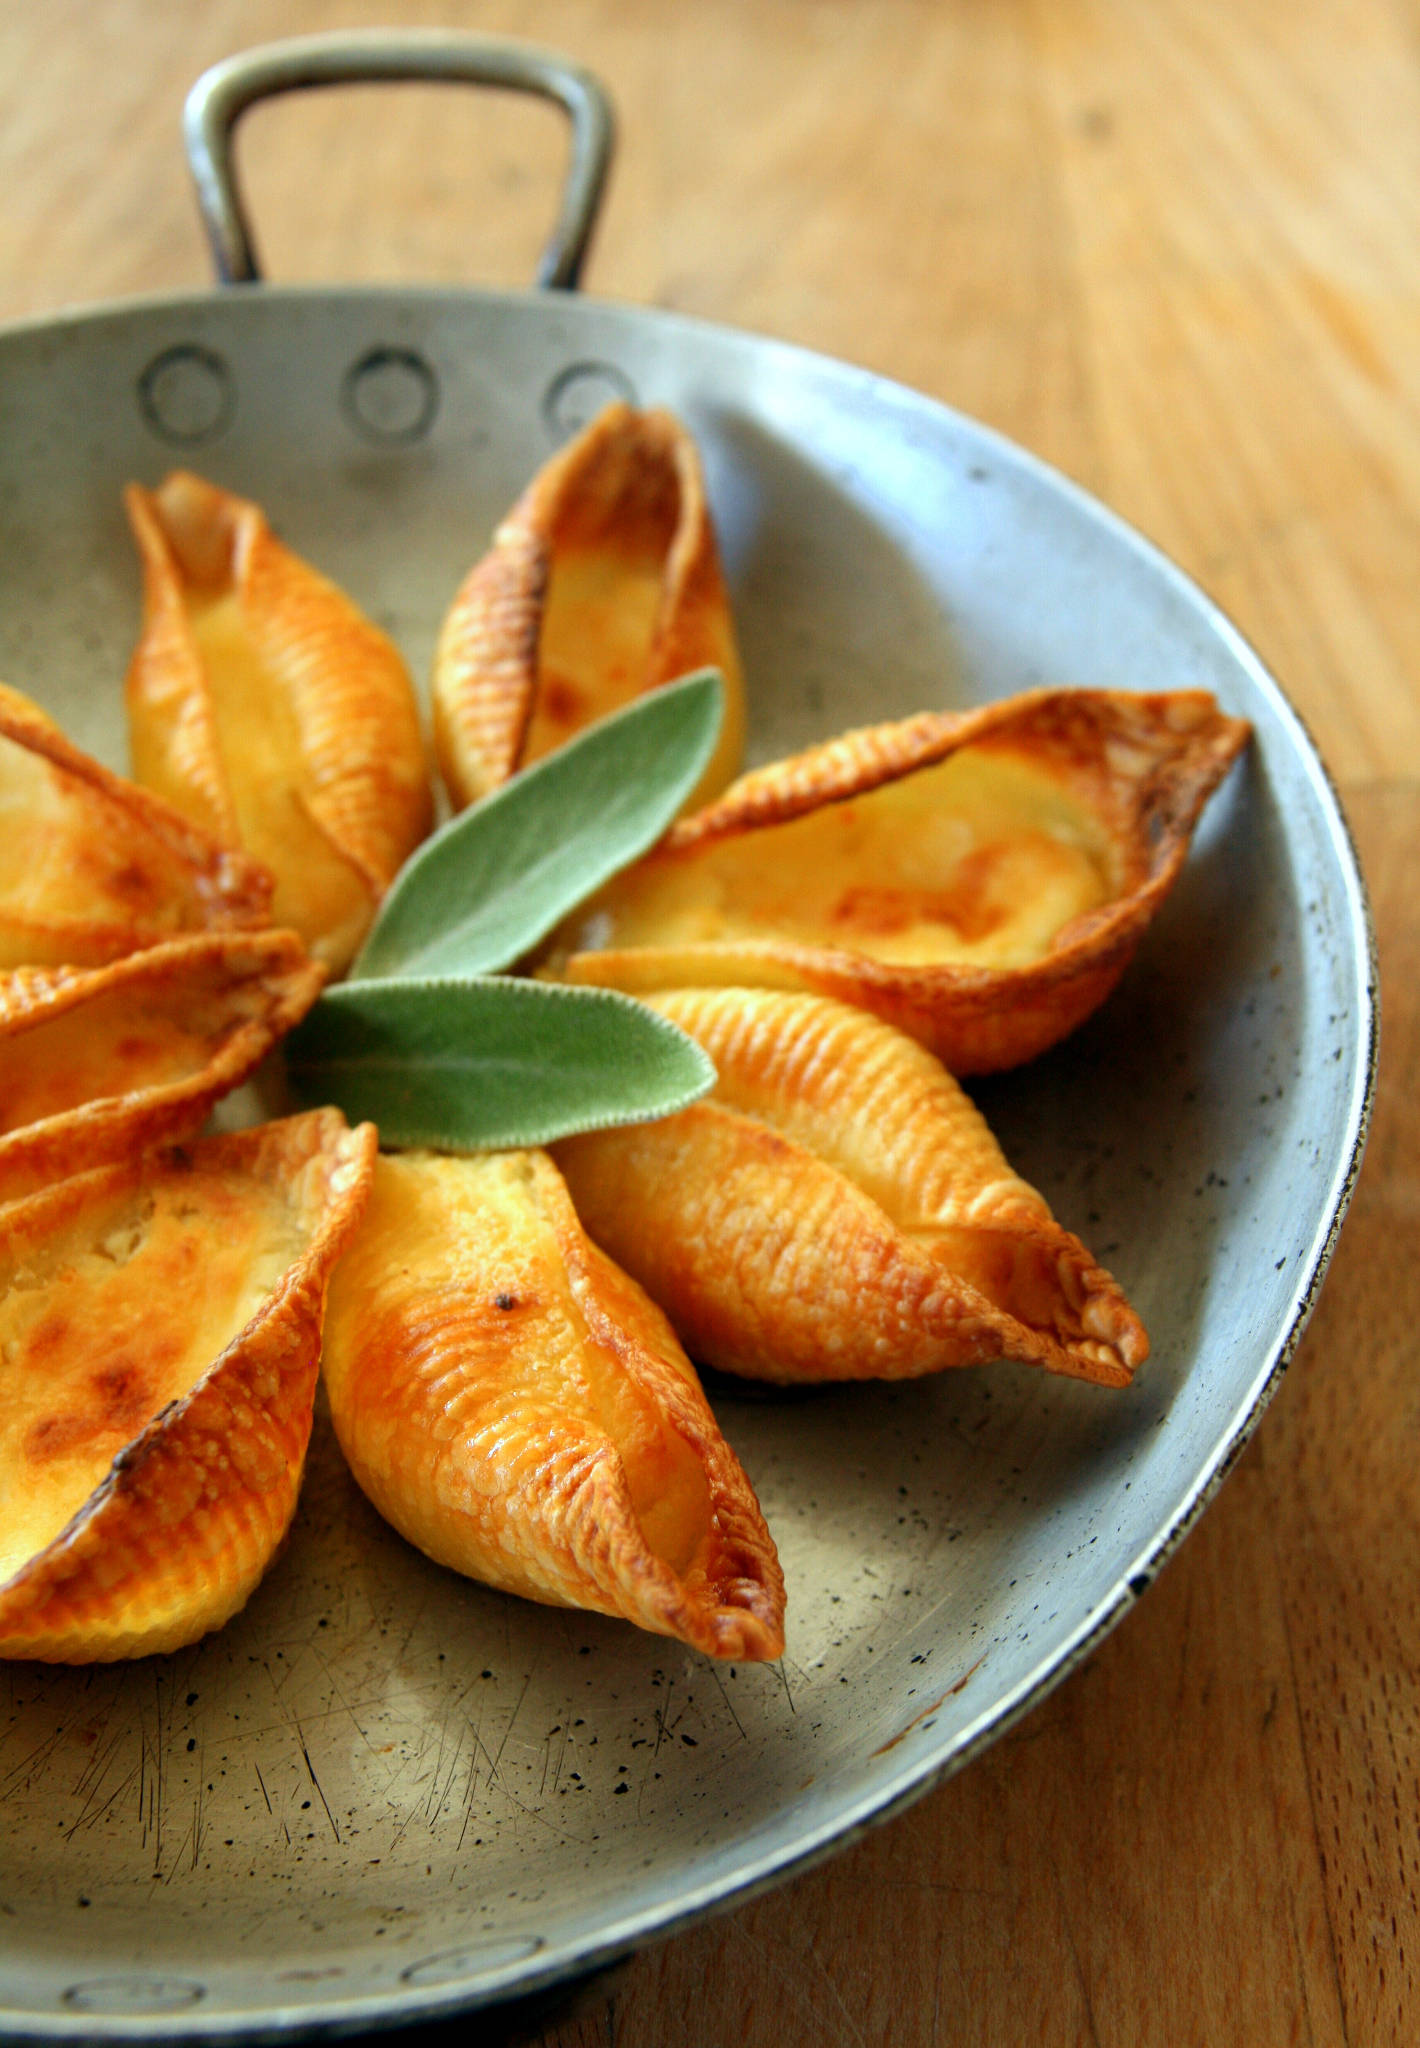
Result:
[0, 30, 1375, 2042]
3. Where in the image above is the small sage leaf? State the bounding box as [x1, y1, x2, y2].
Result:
[284, 977, 716, 1152]
[353, 669, 725, 982]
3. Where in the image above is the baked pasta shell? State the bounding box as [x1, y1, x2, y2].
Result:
[548, 687, 1251, 1074]
[321, 1148, 785, 1661]
[432, 402, 746, 811]
[0, 680, 271, 970]
[0, 929, 324, 1205]
[125, 471, 433, 973]
[0, 1109, 376, 1661]
[553, 988, 1148, 1388]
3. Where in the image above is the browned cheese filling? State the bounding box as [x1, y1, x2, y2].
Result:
[0, 1166, 301, 1584]
[565, 746, 1120, 970]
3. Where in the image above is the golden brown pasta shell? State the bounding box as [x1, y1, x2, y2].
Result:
[553, 988, 1148, 1388]
[321, 1148, 785, 1661]
[548, 688, 1251, 1073]
[0, 1110, 376, 1662]
[432, 403, 746, 810]
[125, 471, 433, 973]
[0, 680, 271, 969]
[0, 929, 324, 1204]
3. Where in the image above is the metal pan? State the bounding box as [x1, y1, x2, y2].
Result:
[0, 29, 1375, 2043]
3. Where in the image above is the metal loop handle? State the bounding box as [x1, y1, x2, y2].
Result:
[184, 29, 615, 291]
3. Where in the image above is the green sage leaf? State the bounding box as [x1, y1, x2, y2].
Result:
[353, 669, 725, 982]
[284, 976, 715, 1152]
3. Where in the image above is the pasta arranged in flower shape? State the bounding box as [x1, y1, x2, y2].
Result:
[0, 415, 1252, 1664]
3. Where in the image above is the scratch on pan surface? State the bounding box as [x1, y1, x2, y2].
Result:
[707, 1663, 747, 1741]
[871, 1657, 987, 1758]
[299, 1730, 341, 1843]
[651, 1678, 678, 1759]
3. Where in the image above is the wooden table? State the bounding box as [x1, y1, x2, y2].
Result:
[2, 1, 1412, 2040]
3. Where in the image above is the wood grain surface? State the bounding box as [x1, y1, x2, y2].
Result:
[0, 1, 1412, 2043]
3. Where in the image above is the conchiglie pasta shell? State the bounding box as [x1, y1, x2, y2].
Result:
[0, 681, 271, 969]
[548, 688, 1251, 1073]
[432, 403, 746, 811]
[0, 929, 324, 1205]
[553, 988, 1148, 1388]
[0, 1109, 376, 1661]
[321, 1148, 785, 1661]
[125, 471, 433, 973]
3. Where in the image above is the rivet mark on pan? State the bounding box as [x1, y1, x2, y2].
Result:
[401, 1935, 544, 1985]
[63, 1978, 205, 2014]
[543, 361, 638, 443]
[341, 347, 440, 446]
[137, 344, 235, 446]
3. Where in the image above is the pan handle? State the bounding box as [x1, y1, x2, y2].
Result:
[184, 30, 615, 291]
